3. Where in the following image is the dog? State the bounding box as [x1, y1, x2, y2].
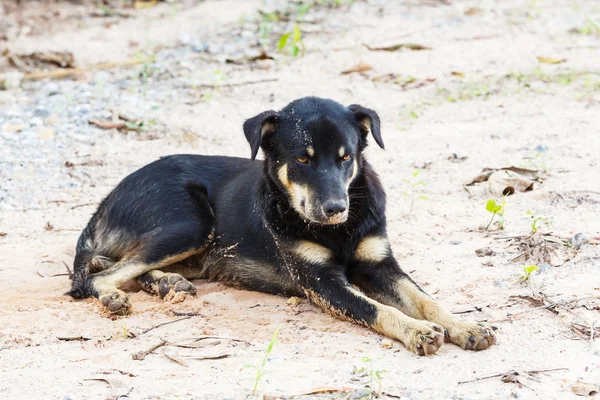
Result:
[68, 97, 496, 355]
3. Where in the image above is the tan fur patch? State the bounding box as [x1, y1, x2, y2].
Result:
[277, 163, 291, 188]
[359, 119, 372, 136]
[338, 146, 345, 157]
[346, 160, 358, 188]
[393, 280, 457, 327]
[293, 241, 332, 264]
[261, 121, 276, 137]
[354, 236, 390, 263]
[307, 147, 315, 157]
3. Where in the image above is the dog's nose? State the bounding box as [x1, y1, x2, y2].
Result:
[323, 200, 347, 217]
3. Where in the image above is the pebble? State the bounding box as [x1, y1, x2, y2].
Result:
[569, 232, 589, 249]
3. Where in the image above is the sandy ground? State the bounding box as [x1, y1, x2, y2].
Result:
[1, 0, 600, 399]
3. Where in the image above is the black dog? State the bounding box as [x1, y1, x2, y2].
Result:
[68, 97, 495, 355]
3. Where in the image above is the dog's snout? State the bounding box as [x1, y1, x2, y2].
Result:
[323, 200, 347, 217]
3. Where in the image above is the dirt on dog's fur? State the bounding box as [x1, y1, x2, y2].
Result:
[1, 0, 600, 399]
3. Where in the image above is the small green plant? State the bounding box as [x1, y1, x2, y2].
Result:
[526, 210, 553, 233]
[245, 327, 280, 394]
[278, 23, 305, 56]
[355, 355, 386, 395]
[519, 265, 539, 282]
[573, 16, 600, 35]
[401, 170, 429, 214]
[485, 198, 506, 230]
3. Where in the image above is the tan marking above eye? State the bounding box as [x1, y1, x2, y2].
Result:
[338, 146, 346, 157]
[307, 147, 315, 157]
[297, 156, 308, 163]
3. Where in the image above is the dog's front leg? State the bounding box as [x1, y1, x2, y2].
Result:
[348, 235, 496, 351]
[289, 241, 444, 355]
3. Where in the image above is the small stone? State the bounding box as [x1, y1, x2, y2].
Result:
[569, 232, 589, 249]
[33, 108, 51, 118]
[475, 247, 494, 257]
[287, 296, 302, 306]
[449, 240, 462, 245]
[381, 338, 393, 349]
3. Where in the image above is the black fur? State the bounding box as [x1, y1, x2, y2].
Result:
[70, 97, 429, 336]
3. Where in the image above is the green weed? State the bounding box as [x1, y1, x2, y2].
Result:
[519, 265, 539, 282]
[526, 210, 553, 233]
[401, 170, 429, 215]
[278, 23, 305, 56]
[355, 355, 386, 396]
[485, 198, 506, 230]
[245, 327, 280, 394]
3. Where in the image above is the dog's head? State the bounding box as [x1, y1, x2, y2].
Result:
[243, 97, 383, 225]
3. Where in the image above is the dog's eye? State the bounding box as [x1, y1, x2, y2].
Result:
[342, 154, 351, 161]
[297, 156, 309, 164]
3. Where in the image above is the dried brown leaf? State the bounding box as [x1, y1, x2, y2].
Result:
[364, 43, 431, 52]
[537, 56, 566, 65]
[89, 119, 126, 130]
[163, 349, 189, 367]
[572, 381, 599, 396]
[341, 62, 372, 75]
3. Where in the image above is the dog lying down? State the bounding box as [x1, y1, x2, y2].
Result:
[68, 97, 496, 355]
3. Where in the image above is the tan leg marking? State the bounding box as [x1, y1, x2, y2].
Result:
[92, 248, 206, 315]
[354, 236, 390, 263]
[293, 241, 332, 265]
[304, 286, 444, 356]
[391, 280, 497, 351]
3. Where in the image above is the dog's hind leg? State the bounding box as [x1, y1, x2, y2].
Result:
[84, 221, 212, 315]
[136, 269, 197, 299]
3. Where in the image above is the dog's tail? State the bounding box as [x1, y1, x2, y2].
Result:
[66, 223, 115, 299]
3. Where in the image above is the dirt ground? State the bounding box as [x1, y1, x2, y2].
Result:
[1, 0, 599, 399]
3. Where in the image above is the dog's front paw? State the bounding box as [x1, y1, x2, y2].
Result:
[446, 321, 497, 351]
[405, 321, 445, 356]
[99, 290, 131, 316]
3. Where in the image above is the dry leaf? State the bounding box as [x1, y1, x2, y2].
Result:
[572, 381, 599, 396]
[364, 43, 431, 52]
[84, 377, 130, 397]
[163, 349, 189, 367]
[451, 71, 465, 77]
[537, 56, 566, 64]
[185, 352, 231, 360]
[488, 170, 536, 196]
[0, 232, 7, 237]
[464, 7, 481, 16]
[88, 119, 127, 130]
[341, 62, 372, 75]
[171, 339, 221, 349]
[134, 0, 159, 9]
[291, 387, 356, 396]
[287, 296, 302, 306]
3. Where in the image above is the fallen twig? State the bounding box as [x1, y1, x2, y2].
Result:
[507, 296, 599, 317]
[458, 368, 568, 385]
[88, 119, 126, 130]
[142, 316, 193, 334]
[62, 261, 73, 280]
[23, 57, 154, 81]
[194, 77, 278, 88]
[172, 310, 202, 317]
[132, 340, 167, 360]
[57, 335, 91, 341]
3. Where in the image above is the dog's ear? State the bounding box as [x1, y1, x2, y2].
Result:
[347, 104, 384, 149]
[243, 110, 279, 160]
